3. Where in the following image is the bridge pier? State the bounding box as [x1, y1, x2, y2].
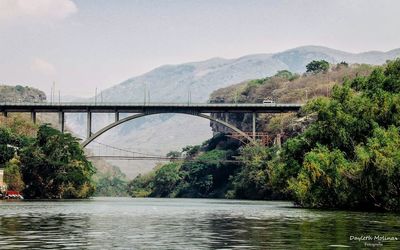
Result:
[2, 111, 7, 118]
[87, 111, 92, 138]
[59, 112, 65, 133]
[31, 111, 36, 124]
[252, 112, 256, 140]
[115, 112, 119, 122]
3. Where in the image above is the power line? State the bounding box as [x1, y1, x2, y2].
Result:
[89, 140, 166, 158]
[87, 141, 242, 164]
[87, 155, 241, 163]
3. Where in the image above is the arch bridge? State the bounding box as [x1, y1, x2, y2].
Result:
[0, 102, 302, 146]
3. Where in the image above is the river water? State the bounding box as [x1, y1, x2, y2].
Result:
[0, 197, 399, 249]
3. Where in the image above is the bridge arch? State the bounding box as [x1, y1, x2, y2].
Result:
[81, 112, 255, 147]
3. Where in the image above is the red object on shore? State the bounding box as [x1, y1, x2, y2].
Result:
[6, 191, 21, 196]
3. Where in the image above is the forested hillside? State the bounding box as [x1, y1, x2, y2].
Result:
[209, 62, 375, 140]
[128, 59, 400, 212]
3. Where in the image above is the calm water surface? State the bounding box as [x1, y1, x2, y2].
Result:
[0, 197, 399, 249]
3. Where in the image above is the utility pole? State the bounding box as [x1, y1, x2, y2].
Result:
[144, 83, 147, 104]
[235, 91, 238, 103]
[95, 87, 98, 104]
[52, 81, 55, 104]
[252, 112, 256, 140]
[187, 89, 191, 104]
[50, 84, 53, 103]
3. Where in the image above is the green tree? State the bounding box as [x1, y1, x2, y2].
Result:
[152, 163, 182, 197]
[288, 145, 352, 208]
[20, 125, 96, 199]
[166, 151, 182, 159]
[95, 175, 128, 197]
[229, 144, 275, 199]
[0, 128, 16, 167]
[4, 156, 25, 192]
[127, 172, 155, 197]
[306, 60, 330, 74]
[177, 150, 235, 198]
[354, 126, 400, 211]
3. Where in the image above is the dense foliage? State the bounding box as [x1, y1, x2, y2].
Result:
[306, 60, 330, 74]
[277, 59, 400, 211]
[128, 134, 241, 198]
[0, 119, 96, 199]
[94, 166, 129, 197]
[19, 125, 96, 199]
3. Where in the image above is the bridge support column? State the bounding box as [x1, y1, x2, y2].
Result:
[31, 111, 36, 124]
[115, 112, 119, 122]
[59, 112, 65, 133]
[87, 111, 92, 138]
[2, 111, 7, 118]
[252, 112, 256, 140]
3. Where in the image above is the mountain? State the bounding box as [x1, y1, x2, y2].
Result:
[67, 46, 400, 177]
[0, 85, 46, 103]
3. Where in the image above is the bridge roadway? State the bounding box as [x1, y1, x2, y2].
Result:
[0, 102, 303, 145]
[0, 102, 302, 113]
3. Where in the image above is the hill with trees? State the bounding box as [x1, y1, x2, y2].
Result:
[128, 59, 400, 212]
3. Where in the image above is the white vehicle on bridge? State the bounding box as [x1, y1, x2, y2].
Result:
[262, 98, 275, 104]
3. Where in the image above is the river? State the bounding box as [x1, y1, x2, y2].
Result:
[0, 197, 399, 249]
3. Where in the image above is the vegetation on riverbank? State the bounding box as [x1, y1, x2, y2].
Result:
[0, 85, 128, 198]
[128, 134, 242, 198]
[0, 116, 96, 199]
[94, 164, 129, 197]
[281, 58, 400, 211]
[128, 59, 400, 212]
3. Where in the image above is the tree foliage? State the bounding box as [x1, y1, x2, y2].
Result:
[4, 156, 25, 192]
[306, 60, 330, 74]
[228, 144, 276, 199]
[127, 135, 241, 198]
[278, 58, 400, 211]
[20, 125, 96, 199]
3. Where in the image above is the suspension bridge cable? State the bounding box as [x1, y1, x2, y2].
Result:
[89, 140, 167, 158]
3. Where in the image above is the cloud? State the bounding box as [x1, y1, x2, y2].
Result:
[31, 58, 56, 75]
[0, 0, 77, 21]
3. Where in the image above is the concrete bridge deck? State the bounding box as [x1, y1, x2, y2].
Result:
[0, 102, 302, 113]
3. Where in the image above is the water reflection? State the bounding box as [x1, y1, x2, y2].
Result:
[0, 198, 399, 249]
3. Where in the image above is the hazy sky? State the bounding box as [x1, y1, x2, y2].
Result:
[1, 0, 399, 97]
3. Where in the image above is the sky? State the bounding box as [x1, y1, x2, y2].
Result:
[0, 0, 399, 97]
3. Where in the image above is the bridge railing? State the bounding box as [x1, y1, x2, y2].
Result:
[0, 101, 303, 107]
